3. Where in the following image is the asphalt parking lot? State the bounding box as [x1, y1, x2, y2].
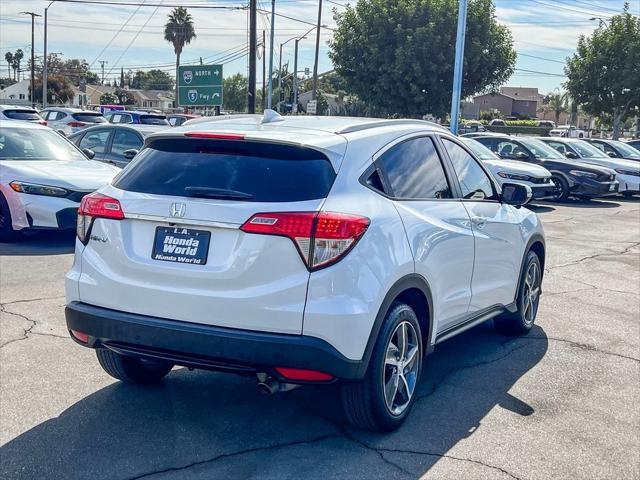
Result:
[1, 198, 638, 480]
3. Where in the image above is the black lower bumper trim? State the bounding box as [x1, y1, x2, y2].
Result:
[65, 302, 365, 380]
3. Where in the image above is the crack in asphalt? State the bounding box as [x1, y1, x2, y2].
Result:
[0, 303, 68, 348]
[545, 275, 640, 297]
[520, 336, 640, 363]
[124, 434, 343, 480]
[547, 241, 640, 271]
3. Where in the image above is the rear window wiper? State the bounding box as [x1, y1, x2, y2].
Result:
[184, 186, 254, 200]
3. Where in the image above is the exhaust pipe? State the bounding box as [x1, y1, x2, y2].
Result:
[256, 374, 300, 394]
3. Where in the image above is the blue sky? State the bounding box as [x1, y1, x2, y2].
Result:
[1, 0, 638, 95]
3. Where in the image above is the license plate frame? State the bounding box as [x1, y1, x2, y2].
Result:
[152, 226, 211, 265]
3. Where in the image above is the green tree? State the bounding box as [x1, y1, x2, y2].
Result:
[100, 92, 118, 104]
[11, 49, 23, 81]
[329, 0, 516, 118]
[115, 87, 136, 105]
[543, 91, 569, 124]
[31, 75, 75, 104]
[164, 7, 196, 105]
[4, 52, 13, 79]
[565, 4, 640, 139]
[223, 73, 248, 112]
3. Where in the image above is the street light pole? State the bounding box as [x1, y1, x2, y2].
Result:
[267, 0, 275, 110]
[449, 0, 468, 135]
[278, 42, 282, 113]
[22, 11, 41, 108]
[311, 0, 322, 100]
[43, 1, 55, 108]
[293, 38, 299, 113]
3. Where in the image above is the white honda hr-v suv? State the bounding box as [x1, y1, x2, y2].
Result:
[65, 113, 545, 432]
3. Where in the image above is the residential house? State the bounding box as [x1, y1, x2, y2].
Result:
[74, 84, 117, 107]
[0, 79, 30, 104]
[473, 87, 545, 118]
[129, 89, 174, 110]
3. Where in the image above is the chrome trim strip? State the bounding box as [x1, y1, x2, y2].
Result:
[124, 213, 240, 230]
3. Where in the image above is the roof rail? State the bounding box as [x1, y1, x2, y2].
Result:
[335, 119, 446, 134]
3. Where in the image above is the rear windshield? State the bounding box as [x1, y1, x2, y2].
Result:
[72, 112, 107, 123]
[114, 138, 336, 202]
[140, 115, 168, 125]
[3, 110, 41, 121]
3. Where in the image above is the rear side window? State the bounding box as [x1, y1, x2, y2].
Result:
[377, 137, 451, 199]
[114, 138, 336, 202]
[3, 110, 41, 121]
[140, 115, 168, 125]
[72, 113, 107, 123]
[441, 138, 497, 201]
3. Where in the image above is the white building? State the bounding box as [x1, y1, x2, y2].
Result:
[0, 79, 30, 104]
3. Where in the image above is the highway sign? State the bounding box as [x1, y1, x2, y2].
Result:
[177, 65, 223, 107]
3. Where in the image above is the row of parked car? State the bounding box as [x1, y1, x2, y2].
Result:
[0, 108, 639, 242]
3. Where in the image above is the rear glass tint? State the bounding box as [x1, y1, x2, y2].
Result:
[114, 138, 336, 202]
[4, 110, 41, 121]
[72, 113, 107, 123]
[140, 115, 168, 125]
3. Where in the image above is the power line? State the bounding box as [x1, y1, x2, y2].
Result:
[518, 52, 566, 64]
[36, 0, 245, 9]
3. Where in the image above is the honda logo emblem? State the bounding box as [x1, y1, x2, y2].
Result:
[170, 203, 186, 218]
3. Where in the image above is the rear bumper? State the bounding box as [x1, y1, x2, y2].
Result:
[65, 302, 365, 381]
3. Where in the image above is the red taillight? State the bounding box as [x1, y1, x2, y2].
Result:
[77, 193, 124, 243]
[68, 121, 86, 128]
[240, 211, 369, 270]
[70, 330, 89, 343]
[275, 367, 334, 382]
[184, 132, 245, 140]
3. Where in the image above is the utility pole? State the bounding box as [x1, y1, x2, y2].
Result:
[99, 60, 108, 85]
[449, 0, 468, 135]
[293, 38, 300, 114]
[262, 30, 266, 110]
[248, 0, 257, 113]
[311, 0, 322, 100]
[267, 0, 275, 110]
[278, 43, 283, 113]
[22, 11, 41, 107]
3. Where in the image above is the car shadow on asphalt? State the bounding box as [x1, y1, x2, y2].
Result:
[0, 231, 75, 256]
[0, 322, 547, 479]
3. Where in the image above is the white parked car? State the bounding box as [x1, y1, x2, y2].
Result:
[461, 137, 555, 202]
[0, 105, 46, 124]
[0, 122, 120, 240]
[65, 114, 545, 432]
[539, 137, 640, 197]
[548, 125, 586, 138]
[39, 107, 108, 136]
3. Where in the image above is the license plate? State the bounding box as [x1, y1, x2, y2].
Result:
[609, 184, 616, 192]
[152, 227, 210, 265]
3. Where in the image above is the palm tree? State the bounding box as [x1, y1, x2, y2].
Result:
[164, 7, 196, 106]
[12, 49, 24, 81]
[545, 91, 569, 124]
[4, 52, 13, 79]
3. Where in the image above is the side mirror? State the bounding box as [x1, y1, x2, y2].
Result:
[607, 151, 617, 158]
[82, 148, 95, 159]
[501, 183, 532, 208]
[123, 149, 139, 160]
[565, 151, 579, 159]
[515, 151, 529, 160]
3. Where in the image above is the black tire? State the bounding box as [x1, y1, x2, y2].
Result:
[0, 193, 19, 242]
[550, 174, 570, 202]
[341, 302, 423, 432]
[495, 250, 542, 335]
[622, 191, 636, 199]
[96, 349, 173, 384]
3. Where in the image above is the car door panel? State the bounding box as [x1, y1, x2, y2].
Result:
[103, 129, 143, 168]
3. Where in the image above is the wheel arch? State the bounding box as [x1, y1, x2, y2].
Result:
[358, 274, 435, 377]
[508, 233, 546, 313]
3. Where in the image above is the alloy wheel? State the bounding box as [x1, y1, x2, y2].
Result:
[523, 262, 541, 325]
[383, 321, 420, 416]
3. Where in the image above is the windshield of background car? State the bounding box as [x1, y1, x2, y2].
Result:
[2, 109, 41, 121]
[519, 138, 565, 159]
[72, 112, 107, 123]
[461, 138, 498, 160]
[140, 115, 169, 125]
[610, 140, 640, 159]
[569, 141, 608, 158]
[0, 127, 86, 161]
